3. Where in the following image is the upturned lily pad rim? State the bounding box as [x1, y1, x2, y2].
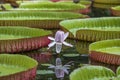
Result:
[0, 26, 52, 40]
[18, 1, 86, 10]
[0, 54, 38, 77]
[89, 39, 120, 53]
[0, 11, 86, 20]
[94, 0, 120, 4]
[60, 17, 120, 37]
[70, 65, 116, 80]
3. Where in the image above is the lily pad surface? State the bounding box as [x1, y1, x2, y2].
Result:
[0, 64, 26, 76]
[0, 54, 38, 80]
[0, 11, 87, 29]
[60, 17, 120, 41]
[94, 0, 120, 4]
[0, 27, 51, 53]
[17, 1, 86, 11]
[96, 47, 120, 55]
[70, 66, 115, 80]
[89, 39, 120, 65]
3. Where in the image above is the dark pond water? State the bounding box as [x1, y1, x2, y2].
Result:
[35, 5, 113, 80]
[35, 39, 90, 80]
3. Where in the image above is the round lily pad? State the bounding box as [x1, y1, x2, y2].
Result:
[0, 11, 87, 29]
[60, 17, 120, 41]
[15, 1, 91, 14]
[94, 0, 120, 4]
[0, 54, 38, 80]
[70, 66, 115, 80]
[0, 26, 51, 53]
[89, 39, 120, 65]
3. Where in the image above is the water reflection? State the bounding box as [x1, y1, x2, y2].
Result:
[35, 39, 89, 80]
[76, 40, 93, 54]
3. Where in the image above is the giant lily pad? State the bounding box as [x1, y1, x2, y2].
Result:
[70, 65, 120, 80]
[93, 3, 120, 9]
[15, 1, 86, 13]
[60, 17, 120, 41]
[94, 0, 120, 4]
[93, 0, 120, 9]
[111, 6, 120, 16]
[90, 59, 119, 72]
[89, 39, 120, 65]
[0, 11, 87, 29]
[70, 66, 116, 80]
[0, 27, 51, 53]
[19, 2, 86, 10]
[0, 54, 38, 80]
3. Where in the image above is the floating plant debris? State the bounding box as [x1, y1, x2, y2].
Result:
[37, 70, 54, 75]
[41, 64, 52, 67]
[60, 17, 120, 41]
[63, 54, 79, 57]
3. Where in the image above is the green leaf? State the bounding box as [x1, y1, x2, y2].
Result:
[0, 54, 38, 76]
[89, 39, 120, 65]
[70, 66, 115, 80]
[60, 17, 120, 41]
[0, 26, 51, 53]
[18, 1, 86, 10]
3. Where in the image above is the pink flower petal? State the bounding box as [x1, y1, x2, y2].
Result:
[63, 41, 73, 47]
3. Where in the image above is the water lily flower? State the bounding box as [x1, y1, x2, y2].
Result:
[48, 58, 72, 79]
[48, 30, 73, 53]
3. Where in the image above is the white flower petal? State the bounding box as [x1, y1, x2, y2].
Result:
[48, 37, 55, 41]
[63, 32, 69, 40]
[63, 41, 73, 47]
[48, 42, 56, 49]
[48, 65, 55, 68]
[56, 42, 62, 53]
[63, 69, 69, 74]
